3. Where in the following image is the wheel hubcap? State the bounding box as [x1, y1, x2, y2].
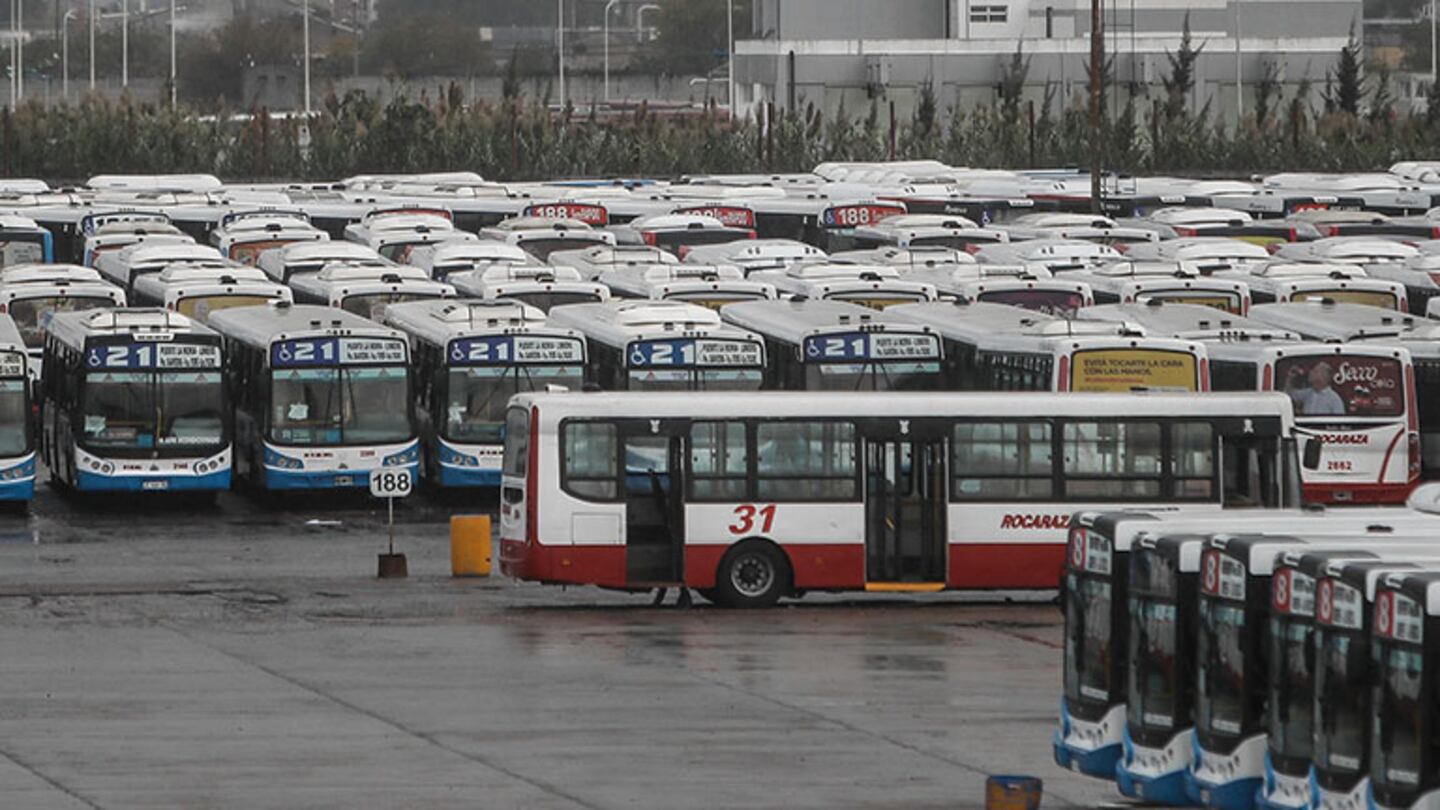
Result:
[731, 553, 774, 597]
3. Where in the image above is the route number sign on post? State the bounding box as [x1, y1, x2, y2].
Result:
[371, 468, 413, 574]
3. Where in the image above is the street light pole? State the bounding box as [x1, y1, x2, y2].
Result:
[62, 9, 72, 101]
[556, 0, 565, 107]
[302, 0, 311, 114]
[1088, 0, 1103, 213]
[121, 0, 127, 88]
[603, 0, 617, 102]
[16, 0, 22, 101]
[87, 0, 94, 91]
[1234, 0, 1242, 122]
[727, 0, 734, 115]
[169, 0, 176, 109]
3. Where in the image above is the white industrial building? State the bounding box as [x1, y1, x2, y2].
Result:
[736, 0, 1362, 123]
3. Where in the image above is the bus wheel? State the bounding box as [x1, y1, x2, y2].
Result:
[715, 541, 790, 608]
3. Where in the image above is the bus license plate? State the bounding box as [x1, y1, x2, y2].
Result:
[334, 476, 353, 487]
[142, 480, 169, 491]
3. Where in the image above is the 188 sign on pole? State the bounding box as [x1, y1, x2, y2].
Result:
[370, 468, 413, 498]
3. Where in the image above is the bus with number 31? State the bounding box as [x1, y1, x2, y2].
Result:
[499, 390, 1298, 607]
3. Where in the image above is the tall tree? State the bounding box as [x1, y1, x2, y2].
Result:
[1161, 12, 1203, 120]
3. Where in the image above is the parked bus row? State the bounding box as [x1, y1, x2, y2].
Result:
[1054, 498, 1440, 810]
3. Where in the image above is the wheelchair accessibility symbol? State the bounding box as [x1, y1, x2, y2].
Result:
[451, 343, 467, 362]
[86, 351, 102, 367]
[630, 347, 648, 365]
[805, 342, 820, 358]
[277, 345, 293, 363]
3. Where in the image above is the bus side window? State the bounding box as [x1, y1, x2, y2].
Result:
[1221, 436, 1277, 508]
[689, 421, 748, 501]
[1062, 420, 1162, 499]
[950, 420, 1053, 500]
[754, 420, 857, 501]
[1171, 422, 1216, 499]
[561, 420, 619, 501]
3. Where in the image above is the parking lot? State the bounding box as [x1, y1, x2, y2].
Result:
[0, 485, 1118, 809]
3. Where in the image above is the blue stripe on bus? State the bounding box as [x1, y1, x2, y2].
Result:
[437, 465, 501, 488]
[263, 463, 418, 491]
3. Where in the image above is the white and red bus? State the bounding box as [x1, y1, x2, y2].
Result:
[498, 390, 1296, 606]
[1204, 340, 1420, 503]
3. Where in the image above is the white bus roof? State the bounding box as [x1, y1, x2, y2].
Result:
[720, 298, 937, 345]
[86, 174, 223, 192]
[681, 239, 825, 268]
[549, 245, 677, 270]
[1079, 302, 1298, 341]
[833, 246, 978, 268]
[1274, 237, 1418, 263]
[1124, 237, 1272, 262]
[407, 242, 536, 270]
[381, 299, 579, 348]
[45, 307, 214, 351]
[0, 264, 105, 284]
[544, 300, 761, 349]
[490, 216, 593, 233]
[1248, 301, 1420, 340]
[1146, 207, 1254, 227]
[512, 389, 1297, 425]
[886, 299, 1147, 342]
[207, 302, 406, 348]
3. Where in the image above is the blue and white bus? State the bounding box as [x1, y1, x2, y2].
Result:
[39, 308, 230, 493]
[207, 303, 418, 491]
[383, 299, 586, 487]
[0, 314, 36, 502]
[0, 214, 54, 267]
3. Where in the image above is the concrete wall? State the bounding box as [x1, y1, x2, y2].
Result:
[754, 0, 952, 40]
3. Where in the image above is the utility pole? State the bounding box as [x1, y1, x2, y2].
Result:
[87, 0, 94, 91]
[556, 0, 565, 107]
[727, 0, 735, 116]
[169, 0, 176, 109]
[1089, 0, 1103, 213]
[302, 0, 310, 114]
[121, 0, 127, 88]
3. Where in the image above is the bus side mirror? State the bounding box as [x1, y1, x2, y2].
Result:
[1302, 438, 1322, 470]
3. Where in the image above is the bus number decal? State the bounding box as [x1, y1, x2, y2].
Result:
[729, 504, 777, 535]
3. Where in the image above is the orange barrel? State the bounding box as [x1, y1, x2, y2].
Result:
[985, 775, 1043, 810]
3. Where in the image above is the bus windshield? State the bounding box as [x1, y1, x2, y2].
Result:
[179, 294, 279, 322]
[976, 290, 1088, 317]
[0, 380, 27, 455]
[1064, 571, 1113, 707]
[806, 361, 941, 392]
[1277, 355, 1403, 418]
[1266, 613, 1315, 762]
[0, 239, 44, 266]
[503, 291, 603, 312]
[9, 296, 119, 349]
[446, 365, 584, 443]
[1127, 596, 1181, 732]
[1196, 597, 1247, 738]
[1071, 348, 1199, 392]
[828, 292, 928, 310]
[1290, 289, 1399, 310]
[1371, 644, 1425, 792]
[83, 370, 224, 450]
[626, 368, 762, 393]
[1314, 629, 1368, 775]
[669, 292, 768, 310]
[341, 293, 442, 322]
[269, 366, 410, 445]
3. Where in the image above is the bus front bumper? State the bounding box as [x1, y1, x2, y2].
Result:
[1116, 726, 1194, 806]
[1052, 698, 1125, 779]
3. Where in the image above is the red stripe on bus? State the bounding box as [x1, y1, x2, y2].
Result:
[1302, 481, 1413, 505]
[948, 543, 1066, 589]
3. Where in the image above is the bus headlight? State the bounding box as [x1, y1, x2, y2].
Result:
[263, 448, 304, 470]
[383, 447, 418, 467]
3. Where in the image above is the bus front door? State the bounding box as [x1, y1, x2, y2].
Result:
[619, 422, 686, 585]
[863, 427, 947, 587]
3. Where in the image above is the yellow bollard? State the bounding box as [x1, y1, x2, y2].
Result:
[450, 515, 492, 577]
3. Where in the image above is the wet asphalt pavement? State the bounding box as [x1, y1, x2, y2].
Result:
[0, 483, 1124, 809]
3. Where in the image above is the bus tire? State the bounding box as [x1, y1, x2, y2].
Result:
[714, 540, 790, 609]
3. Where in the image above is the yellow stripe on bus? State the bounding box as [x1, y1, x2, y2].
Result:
[864, 582, 947, 593]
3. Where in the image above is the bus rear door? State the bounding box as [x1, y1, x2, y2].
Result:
[860, 418, 947, 588]
[619, 419, 687, 586]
